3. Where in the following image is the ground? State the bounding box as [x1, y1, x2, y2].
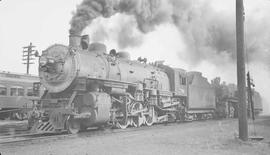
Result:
[0, 116, 270, 155]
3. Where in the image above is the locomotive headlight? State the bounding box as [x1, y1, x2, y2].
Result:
[39, 57, 47, 66]
[47, 58, 55, 64]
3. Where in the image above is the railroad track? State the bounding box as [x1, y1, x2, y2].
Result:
[0, 120, 29, 136]
[0, 132, 71, 145]
[0, 119, 225, 145]
[0, 121, 182, 145]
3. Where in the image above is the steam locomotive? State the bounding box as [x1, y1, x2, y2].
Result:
[28, 33, 261, 134]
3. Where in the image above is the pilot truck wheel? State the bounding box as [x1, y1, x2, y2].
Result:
[66, 115, 80, 134]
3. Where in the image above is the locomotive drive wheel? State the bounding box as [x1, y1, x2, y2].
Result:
[131, 102, 145, 127]
[133, 115, 145, 127]
[66, 116, 80, 134]
[145, 106, 155, 126]
[115, 96, 130, 129]
[116, 118, 129, 129]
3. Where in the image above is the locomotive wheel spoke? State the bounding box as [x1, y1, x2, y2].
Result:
[66, 116, 80, 134]
[131, 102, 145, 127]
[116, 117, 130, 129]
[115, 100, 129, 129]
[133, 115, 145, 127]
[145, 106, 155, 126]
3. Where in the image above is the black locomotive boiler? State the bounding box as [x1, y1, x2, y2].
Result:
[28, 33, 216, 134]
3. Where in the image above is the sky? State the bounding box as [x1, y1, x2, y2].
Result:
[0, 0, 270, 113]
[0, 0, 81, 74]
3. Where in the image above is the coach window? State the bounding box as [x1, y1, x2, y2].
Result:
[10, 87, 17, 96]
[18, 87, 25, 96]
[0, 86, 7, 96]
[27, 88, 34, 96]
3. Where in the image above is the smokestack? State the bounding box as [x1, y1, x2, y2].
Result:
[81, 35, 90, 50]
[69, 29, 81, 48]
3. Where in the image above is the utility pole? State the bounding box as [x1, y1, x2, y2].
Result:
[22, 42, 36, 74]
[236, 0, 248, 141]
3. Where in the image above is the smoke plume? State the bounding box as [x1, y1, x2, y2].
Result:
[70, 0, 270, 67]
[70, 0, 169, 35]
[70, 0, 270, 113]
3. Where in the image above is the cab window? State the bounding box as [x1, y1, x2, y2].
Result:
[181, 77, 186, 85]
[179, 75, 187, 85]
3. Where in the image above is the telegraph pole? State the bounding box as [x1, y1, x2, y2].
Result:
[22, 42, 36, 74]
[236, 0, 248, 141]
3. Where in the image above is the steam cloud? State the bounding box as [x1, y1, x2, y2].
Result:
[70, 0, 270, 67]
[70, 0, 270, 113]
[70, 0, 169, 35]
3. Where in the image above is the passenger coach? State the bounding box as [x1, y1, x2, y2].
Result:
[0, 71, 41, 120]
